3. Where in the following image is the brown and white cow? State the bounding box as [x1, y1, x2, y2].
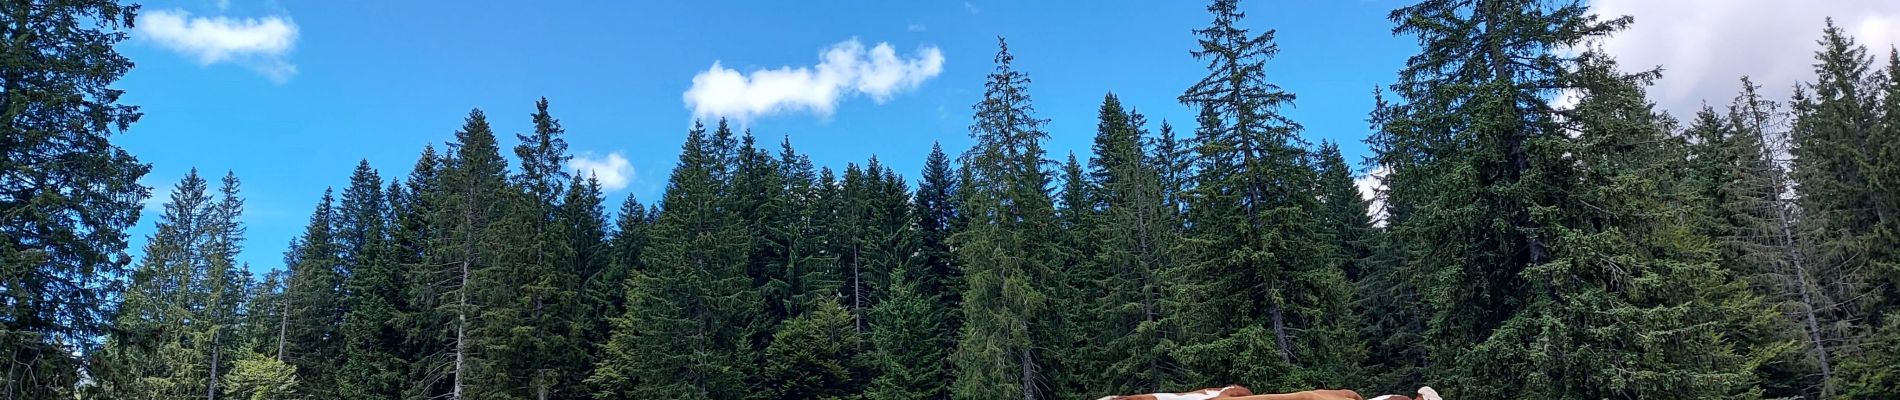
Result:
[1096, 385, 1254, 400]
[1208, 389, 1363, 400]
[1365, 385, 1441, 400]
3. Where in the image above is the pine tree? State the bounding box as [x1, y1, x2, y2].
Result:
[582, 194, 649, 372]
[562, 174, 612, 396]
[1683, 78, 1819, 398]
[202, 173, 250, 400]
[769, 138, 840, 320]
[495, 97, 584, 400]
[1790, 22, 1900, 398]
[1083, 94, 1177, 394]
[393, 145, 451, 399]
[1048, 153, 1094, 398]
[1453, 50, 1763, 398]
[1356, 88, 1428, 394]
[913, 143, 963, 309]
[866, 270, 950, 400]
[282, 189, 345, 397]
[93, 171, 219, 399]
[1169, 0, 1356, 389]
[0, 1, 148, 397]
[758, 298, 869, 400]
[335, 160, 405, 399]
[952, 37, 1060, 400]
[589, 121, 757, 400]
[222, 351, 300, 400]
[420, 109, 523, 400]
[1380, 0, 1634, 393]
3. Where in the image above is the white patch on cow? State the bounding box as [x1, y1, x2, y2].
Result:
[1151, 388, 1224, 400]
[1370, 396, 1402, 400]
[1417, 386, 1442, 400]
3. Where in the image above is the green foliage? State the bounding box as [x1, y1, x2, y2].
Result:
[1168, 0, 1358, 390]
[1455, 51, 1760, 398]
[37, 1, 1900, 399]
[223, 351, 300, 400]
[92, 170, 248, 399]
[1788, 21, 1900, 398]
[336, 161, 405, 399]
[952, 37, 1061, 400]
[588, 121, 758, 400]
[866, 271, 950, 400]
[760, 298, 869, 400]
[0, 0, 147, 397]
[282, 190, 346, 397]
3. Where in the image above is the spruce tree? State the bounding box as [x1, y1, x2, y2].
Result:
[1790, 22, 1900, 397]
[1684, 78, 1818, 398]
[913, 143, 964, 308]
[0, 1, 148, 396]
[588, 121, 757, 400]
[1170, 0, 1356, 389]
[203, 172, 250, 400]
[420, 109, 523, 400]
[583, 194, 649, 369]
[1380, 0, 1633, 393]
[93, 171, 223, 399]
[769, 138, 840, 319]
[562, 174, 612, 395]
[952, 37, 1060, 400]
[393, 145, 452, 399]
[1454, 50, 1762, 398]
[1356, 88, 1428, 394]
[282, 190, 346, 397]
[1049, 153, 1094, 398]
[497, 98, 584, 399]
[335, 160, 405, 399]
[758, 298, 869, 400]
[1085, 94, 1177, 394]
[866, 270, 950, 400]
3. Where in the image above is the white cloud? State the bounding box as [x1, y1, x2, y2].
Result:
[1591, 0, 1900, 116]
[683, 39, 945, 121]
[964, 2, 981, 15]
[908, 23, 928, 32]
[137, 9, 299, 82]
[1354, 165, 1391, 227]
[567, 152, 635, 191]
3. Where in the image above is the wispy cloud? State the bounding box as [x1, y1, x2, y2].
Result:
[1355, 165, 1390, 227]
[907, 23, 928, 32]
[1592, 0, 1900, 116]
[683, 38, 945, 121]
[964, 2, 980, 15]
[137, 9, 299, 83]
[567, 152, 635, 191]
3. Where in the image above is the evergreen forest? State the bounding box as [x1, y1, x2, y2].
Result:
[5, 0, 1900, 399]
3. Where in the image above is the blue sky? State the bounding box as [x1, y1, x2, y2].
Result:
[111, 0, 1900, 272]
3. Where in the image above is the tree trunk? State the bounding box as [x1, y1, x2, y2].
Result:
[453, 259, 469, 400]
[1270, 303, 1293, 363]
[1019, 345, 1037, 400]
[207, 325, 222, 400]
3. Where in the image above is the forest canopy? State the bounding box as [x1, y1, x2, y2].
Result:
[3, 0, 1899, 399]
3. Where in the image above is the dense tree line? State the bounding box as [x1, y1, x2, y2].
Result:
[5, 0, 1900, 399]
